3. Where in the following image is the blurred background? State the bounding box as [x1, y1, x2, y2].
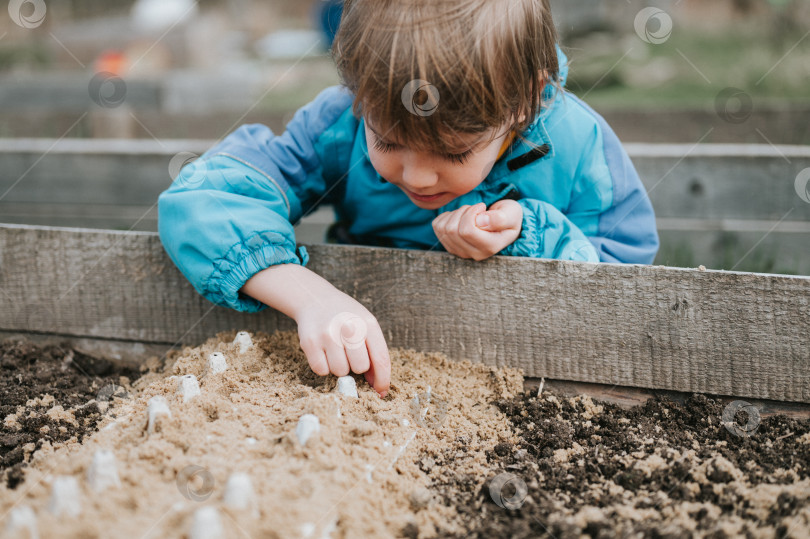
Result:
[1, 0, 809, 274]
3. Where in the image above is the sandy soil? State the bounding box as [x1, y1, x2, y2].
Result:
[1, 331, 522, 538]
[2, 331, 809, 539]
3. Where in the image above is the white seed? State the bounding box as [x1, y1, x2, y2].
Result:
[245, 437, 257, 445]
[402, 419, 410, 427]
[102, 419, 120, 432]
[332, 395, 341, 418]
[147, 396, 172, 434]
[364, 464, 374, 484]
[190, 506, 223, 539]
[48, 476, 81, 517]
[86, 449, 120, 492]
[295, 414, 320, 446]
[207, 352, 227, 374]
[233, 331, 253, 354]
[4, 505, 38, 538]
[177, 374, 201, 402]
[300, 519, 336, 539]
[410, 487, 433, 509]
[335, 376, 358, 398]
[223, 473, 258, 516]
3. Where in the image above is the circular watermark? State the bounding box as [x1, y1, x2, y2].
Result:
[328, 312, 368, 351]
[95, 384, 130, 417]
[8, 0, 46, 29]
[715, 87, 753, 124]
[721, 400, 761, 438]
[401, 80, 440, 117]
[795, 167, 810, 204]
[169, 152, 210, 189]
[409, 391, 448, 429]
[488, 472, 528, 510]
[88, 72, 127, 108]
[176, 465, 215, 502]
[634, 7, 673, 45]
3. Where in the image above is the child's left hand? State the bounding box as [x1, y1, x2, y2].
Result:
[432, 200, 523, 261]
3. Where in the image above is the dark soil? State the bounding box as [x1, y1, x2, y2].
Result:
[431, 391, 810, 539]
[0, 339, 141, 489]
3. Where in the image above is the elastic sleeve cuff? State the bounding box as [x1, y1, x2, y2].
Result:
[203, 231, 308, 312]
[499, 200, 546, 258]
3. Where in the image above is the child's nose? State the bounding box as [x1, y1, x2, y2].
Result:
[401, 158, 439, 190]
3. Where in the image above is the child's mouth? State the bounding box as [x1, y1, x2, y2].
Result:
[405, 189, 446, 202]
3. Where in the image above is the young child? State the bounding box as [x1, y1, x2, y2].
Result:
[158, 0, 659, 399]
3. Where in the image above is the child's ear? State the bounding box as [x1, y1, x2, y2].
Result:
[537, 69, 548, 90]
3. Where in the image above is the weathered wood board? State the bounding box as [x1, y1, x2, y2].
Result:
[3, 141, 808, 221]
[2, 140, 808, 272]
[1, 224, 808, 403]
[523, 379, 810, 420]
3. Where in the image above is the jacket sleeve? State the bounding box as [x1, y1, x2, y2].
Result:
[501, 100, 659, 265]
[158, 86, 354, 312]
[585, 136, 660, 264]
[498, 198, 601, 262]
[567, 96, 660, 264]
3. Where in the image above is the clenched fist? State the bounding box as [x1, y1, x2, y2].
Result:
[432, 200, 523, 261]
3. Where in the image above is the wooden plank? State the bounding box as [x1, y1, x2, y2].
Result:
[627, 143, 810, 222]
[0, 76, 161, 111]
[523, 378, 810, 420]
[655, 228, 810, 275]
[0, 106, 808, 144]
[0, 330, 164, 368]
[0, 139, 210, 207]
[4, 325, 808, 418]
[0, 224, 808, 403]
[0, 110, 290, 141]
[2, 141, 809, 221]
[602, 107, 810, 146]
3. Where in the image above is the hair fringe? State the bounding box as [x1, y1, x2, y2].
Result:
[333, 0, 560, 155]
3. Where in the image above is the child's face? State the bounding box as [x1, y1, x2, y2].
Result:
[364, 121, 511, 209]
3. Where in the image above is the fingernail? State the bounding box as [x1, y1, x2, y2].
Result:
[476, 214, 490, 227]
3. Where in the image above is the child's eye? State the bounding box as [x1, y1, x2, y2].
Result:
[373, 136, 471, 165]
[445, 150, 473, 165]
[372, 138, 399, 153]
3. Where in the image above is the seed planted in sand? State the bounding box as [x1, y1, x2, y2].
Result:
[86, 449, 121, 492]
[177, 374, 201, 403]
[146, 396, 172, 434]
[207, 352, 228, 374]
[190, 506, 223, 539]
[296, 414, 321, 446]
[48, 476, 82, 517]
[336, 376, 359, 398]
[233, 331, 253, 354]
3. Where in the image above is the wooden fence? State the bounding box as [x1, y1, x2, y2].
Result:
[1, 140, 809, 273]
[1, 224, 808, 407]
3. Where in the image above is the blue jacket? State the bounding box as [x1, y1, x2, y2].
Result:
[158, 51, 659, 313]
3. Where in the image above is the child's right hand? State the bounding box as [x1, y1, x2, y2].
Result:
[294, 289, 391, 398]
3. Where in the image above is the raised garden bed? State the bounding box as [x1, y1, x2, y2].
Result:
[1, 331, 808, 538]
[1, 225, 809, 537]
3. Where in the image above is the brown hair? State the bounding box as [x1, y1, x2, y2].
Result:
[332, 0, 560, 155]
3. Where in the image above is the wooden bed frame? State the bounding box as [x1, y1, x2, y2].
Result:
[2, 224, 808, 417]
